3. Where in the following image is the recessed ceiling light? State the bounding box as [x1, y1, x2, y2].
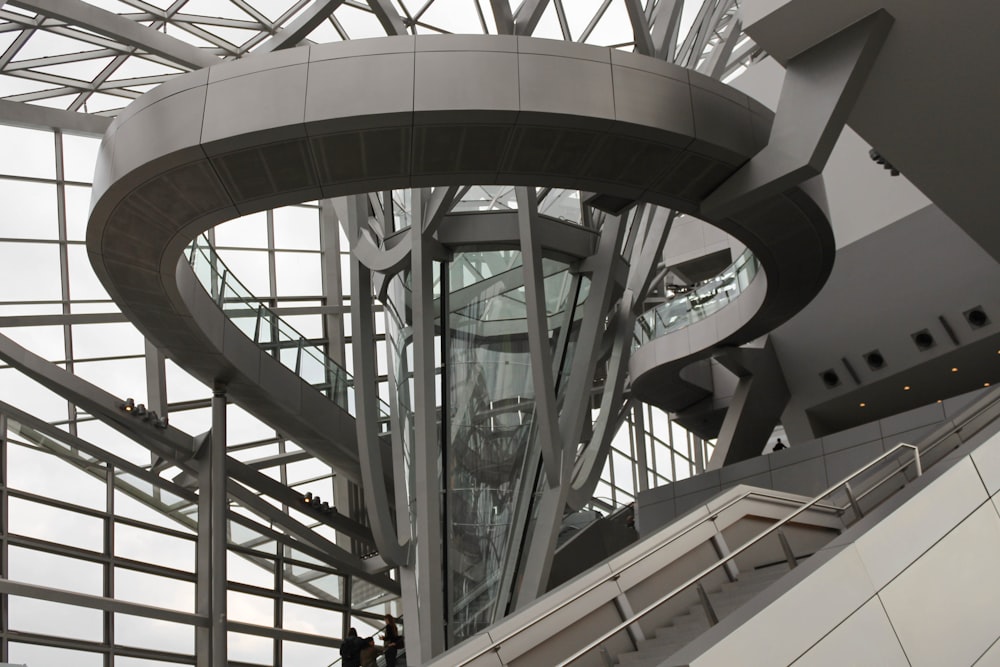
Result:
[937, 399, 943, 403]
[903, 385, 911, 391]
[986, 383, 992, 387]
[952, 367, 959, 372]
[859, 402, 867, 407]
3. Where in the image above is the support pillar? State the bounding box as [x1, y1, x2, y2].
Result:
[196, 386, 228, 666]
[707, 337, 791, 469]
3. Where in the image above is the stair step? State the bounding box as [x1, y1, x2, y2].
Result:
[614, 563, 795, 666]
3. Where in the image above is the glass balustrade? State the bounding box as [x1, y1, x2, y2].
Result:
[633, 249, 760, 349]
[186, 236, 383, 423]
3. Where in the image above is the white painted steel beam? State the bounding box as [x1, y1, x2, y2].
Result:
[8, 0, 217, 69]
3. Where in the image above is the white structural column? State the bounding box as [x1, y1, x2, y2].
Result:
[515, 187, 564, 488]
[346, 194, 409, 566]
[196, 387, 228, 666]
[514, 206, 629, 607]
[569, 207, 675, 507]
[409, 190, 446, 662]
[8, 0, 217, 70]
[707, 336, 791, 469]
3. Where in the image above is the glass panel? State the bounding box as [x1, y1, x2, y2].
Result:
[115, 523, 195, 571]
[275, 250, 322, 295]
[0, 125, 54, 178]
[67, 243, 113, 300]
[229, 550, 275, 588]
[0, 241, 63, 300]
[634, 249, 759, 348]
[215, 211, 268, 248]
[228, 631, 273, 665]
[7, 545, 104, 595]
[116, 658, 191, 667]
[62, 132, 101, 182]
[228, 590, 275, 625]
[1, 325, 65, 364]
[115, 568, 195, 612]
[273, 205, 320, 249]
[183, 234, 376, 418]
[7, 497, 104, 551]
[0, 178, 58, 239]
[452, 185, 517, 212]
[282, 601, 342, 635]
[8, 596, 104, 641]
[441, 250, 579, 644]
[6, 437, 107, 510]
[537, 188, 583, 224]
[282, 640, 337, 667]
[9, 641, 104, 667]
[116, 614, 195, 654]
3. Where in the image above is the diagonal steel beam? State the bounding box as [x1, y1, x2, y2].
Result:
[623, 0, 654, 55]
[227, 479, 400, 593]
[227, 456, 375, 544]
[421, 184, 459, 235]
[515, 186, 563, 487]
[8, 0, 217, 69]
[0, 98, 111, 135]
[651, 0, 684, 60]
[0, 330, 196, 462]
[490, 0, 514, 34]
[348, 194, 410, 568]
[257, 0, 345, 52]
[514, 0, 551, 36]
[369, 0, 407, 35]
[706, 15, 742, 78]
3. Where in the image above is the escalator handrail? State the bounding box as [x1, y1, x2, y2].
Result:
[455, 385, 1000, 666]
[450, 487, 840, 666]
[554, 441, 923, 666]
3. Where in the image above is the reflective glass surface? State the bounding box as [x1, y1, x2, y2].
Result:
[634, 249, 761, 348]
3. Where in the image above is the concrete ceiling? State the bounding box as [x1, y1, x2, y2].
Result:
[771, 204, 1000, 437]
[744, 0, 1000, 263]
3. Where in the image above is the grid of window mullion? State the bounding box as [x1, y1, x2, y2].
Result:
[4, 629, 197, 666]
[5, 533, 196, 583]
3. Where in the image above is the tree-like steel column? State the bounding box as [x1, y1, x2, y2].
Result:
[353, 187, 658, 652]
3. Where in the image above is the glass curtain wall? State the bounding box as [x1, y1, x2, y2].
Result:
[443, 251, 580, 642]
[0, 123, 710, 665]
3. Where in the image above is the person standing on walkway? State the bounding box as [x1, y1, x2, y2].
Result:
[381, 614, 402, 667]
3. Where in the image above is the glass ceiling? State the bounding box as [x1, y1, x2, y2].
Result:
[0, 0, 754, 115]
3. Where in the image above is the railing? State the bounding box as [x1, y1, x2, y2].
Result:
[186, 236, 390, 424]
[554, 442, 922, 666]
[557, 385, 1000, 659]
[450, 438, 925, 667]
[449, 490, 842, 666]
[633, 248, 760, 349]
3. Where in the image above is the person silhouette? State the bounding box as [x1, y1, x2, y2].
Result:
[773, 438, 787, 451]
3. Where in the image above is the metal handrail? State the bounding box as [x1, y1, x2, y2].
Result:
[451, 487, 840, 667]
[554, 442, 921, 666]
[186, 235, 392, 420]
[454, 388, 1000, 667]
[633, 248, 760, 348]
